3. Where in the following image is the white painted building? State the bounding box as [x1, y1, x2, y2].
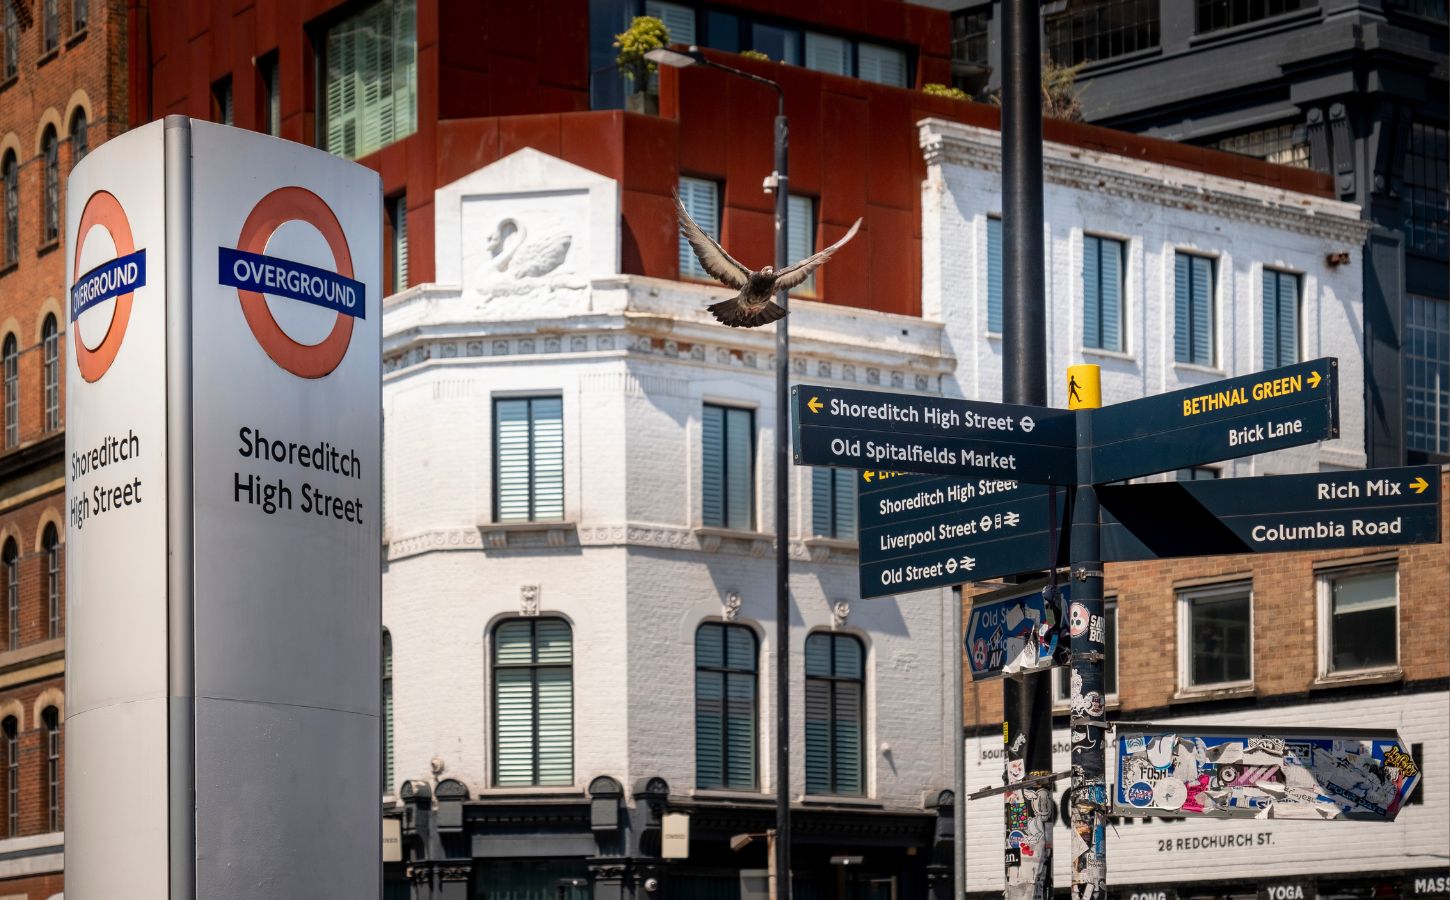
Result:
[382, 149, 961, 896]
[920, 118, 1369, 476]
[381, 123, 1378, 898]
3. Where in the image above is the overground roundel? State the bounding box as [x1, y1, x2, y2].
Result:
[230, 186, 358, 379]
[71, 191, 142, 383]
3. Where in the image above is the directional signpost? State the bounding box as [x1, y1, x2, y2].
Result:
[1087, 358, 1339, 483]
[791, 355, 1442, 899]
[857, 471, 1069, 598]
[1099, 465, 1441, 561]
[965, 583, 1069, 680]
[792, 386, 1076, 483]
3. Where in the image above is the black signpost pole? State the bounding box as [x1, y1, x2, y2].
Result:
[773, 101, 792, 900]
[1002, 0, 1052, 897]
[1067, 367, 1107, 900]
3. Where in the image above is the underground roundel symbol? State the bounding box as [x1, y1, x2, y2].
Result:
[71, 191, 146, 383]
[228, 186, 361, 379]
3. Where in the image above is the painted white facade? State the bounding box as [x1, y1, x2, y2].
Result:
[381, 126, 1380, 841]
[919, 118, 1371, 475]
[382, 149, 959, 812]
[963, 692, 1450, 892]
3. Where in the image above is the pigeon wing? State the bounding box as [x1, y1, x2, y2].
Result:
[674, 190, 750, 289]
[773, 217, 863, 292]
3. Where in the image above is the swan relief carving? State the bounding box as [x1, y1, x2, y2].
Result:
[478, 217, 572, 281]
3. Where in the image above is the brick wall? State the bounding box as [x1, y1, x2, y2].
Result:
[0, 1, 127, 895]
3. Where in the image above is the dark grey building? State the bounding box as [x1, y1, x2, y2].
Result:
[944, 0, 1448, 467]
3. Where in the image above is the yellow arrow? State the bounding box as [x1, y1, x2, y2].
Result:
[1308, 370, 1322, 389]
[807, 396, 823, 414]
[863, 471, 875, 483]
[1410, 476, 1429, 495]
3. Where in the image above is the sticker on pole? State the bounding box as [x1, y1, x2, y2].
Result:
[219, 186, 365, 379]
[71, 190, 147, 383]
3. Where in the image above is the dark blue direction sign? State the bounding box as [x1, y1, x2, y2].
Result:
[792, 385, 1077, 484]
[1088, 358, 1339, 484]
[1098, 465, 1441, 561]
[965, 584, 1069, 680]
[856, 474, 1069, 598]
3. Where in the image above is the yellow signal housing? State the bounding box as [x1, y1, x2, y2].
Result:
[1067, 364, 1102, 410]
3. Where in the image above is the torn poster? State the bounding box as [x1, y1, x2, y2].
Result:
[1112, 724, 1421, 822]
[966, 584, 1069, 681]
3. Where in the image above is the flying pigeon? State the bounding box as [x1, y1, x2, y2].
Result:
[674, 191, 863, 328]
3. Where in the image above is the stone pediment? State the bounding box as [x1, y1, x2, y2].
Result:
[433, 148, 620, 292]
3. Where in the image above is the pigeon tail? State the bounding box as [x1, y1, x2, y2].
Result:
[707, 298, 788, 328]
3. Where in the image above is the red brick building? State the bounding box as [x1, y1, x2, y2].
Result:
[0, 0, 127, 896]
[962, 469, 1450, 899]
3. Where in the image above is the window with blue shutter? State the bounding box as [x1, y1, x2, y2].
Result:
[696, 623, 758, 790]
[987, 216, 1003, 333]
[382, 630, 393, 794]
[811, 468, 857, 539]
[494, 397, 564, 523]
[702, 405, 754, 530]
[645, 1, 696, 44]
[1083, 235, 1124, 352]
[1262, 269, 1300, 369]
[678, 177, 720, 280]
[857, 42, 908, 86]
[805, 633, 864, 796]
[787, 195, 817, 294]
[493, 618, 573, 787]
[1174, 252, 1216, 366]
[804, 32, 849, 76]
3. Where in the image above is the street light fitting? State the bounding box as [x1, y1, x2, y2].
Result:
[644, 46, 705, 69]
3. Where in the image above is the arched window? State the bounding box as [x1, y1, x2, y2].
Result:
[2, 540, 16, 650]
[804, 632, 865, 796]
[1, 152, 16, 266]
[70, 109, 89, 164]
[492, 618, 572, 787]
[1, 716, 14, 837]
[3, 334, 17, 448]
[41, 128, 60, 244]
[41, 707, 59, 832]
[42, 315, 59, 433]
[43, 525, 59, 639]
[381, 629, 393, 795]
[695, 622, 757, 790]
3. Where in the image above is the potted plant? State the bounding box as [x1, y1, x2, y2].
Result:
[614, 15, 670, 114]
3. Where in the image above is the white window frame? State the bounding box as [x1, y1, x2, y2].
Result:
[1173, 249, 1220, 371]
[1316, 562, 1400, 679]
[699, 400, 757, 532]
[1053, 597, 1119, 709]
[1081, 231, 1130, 356]
[1177, 581, 1254, 694]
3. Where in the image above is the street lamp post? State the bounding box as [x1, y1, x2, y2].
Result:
[647, 46, 792, 900]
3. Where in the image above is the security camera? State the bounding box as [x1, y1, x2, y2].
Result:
[643, 878, 660, 893]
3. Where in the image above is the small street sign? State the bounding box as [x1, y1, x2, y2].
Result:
[1112, 723, 1421, 822]
[1088, 358, 1339, 484]
[792, 385, 1077, 484]
[965, 583, 1069, 680]
[857, 471, 1068, 598]
[1098, 465, 1441, 560]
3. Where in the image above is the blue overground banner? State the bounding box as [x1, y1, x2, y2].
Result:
[70, 250, 147, 321]
[218, 248, 366, 319]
